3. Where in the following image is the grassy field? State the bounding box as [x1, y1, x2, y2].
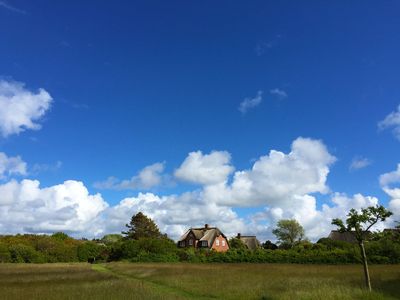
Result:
[0, 263, 399, 300]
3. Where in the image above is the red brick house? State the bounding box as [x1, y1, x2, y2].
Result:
[177, 224, 229, 252]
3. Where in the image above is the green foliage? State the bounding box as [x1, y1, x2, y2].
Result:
[0, 243, 11, 263]
[332, 205, 393, 291]
[109, 237, 179, 262]
[101, 234, 123, 245]
[9, 243, 44, 263]
[317, 238, 354, 250]
[51, 232, 71, 241]
[123, 212, 163, 240]
[332, 205, 393, 243]
[262, 240, 278, 250]
[272, 219, 305, 248]
[228, 238, 248, 250]
[77, 241, 105, 262]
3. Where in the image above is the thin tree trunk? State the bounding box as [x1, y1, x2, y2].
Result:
[359, 240, 371, 291]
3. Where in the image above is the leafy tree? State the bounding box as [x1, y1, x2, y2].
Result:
[123, 212, 162, 240]
[228, 238, 248, 250]
[101, 234, 123, 245]
[262, 240, 278, 250]
[51, 232, 70, 241]
[272, 219, 305, 249]
[77, 241, 103, 262]
[332, 205, 393, 292]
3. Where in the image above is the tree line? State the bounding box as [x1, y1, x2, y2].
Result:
[0, 206, 398, 266]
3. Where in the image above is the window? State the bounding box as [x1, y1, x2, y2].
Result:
[201, 241, 208, 247]
[216, 239, 220, 246]
[222, 240, 225, 247]
[179, 241, 185, 247]
[188, 239, 193, 246]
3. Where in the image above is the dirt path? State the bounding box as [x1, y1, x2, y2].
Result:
[91, 264, 216, 300]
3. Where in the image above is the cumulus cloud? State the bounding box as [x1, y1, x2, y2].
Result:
[0, 179, 108, 236]
[93, 162, 166, 190]
[270, 88, 287, 99]
[204, 137, 336, 207]
[238, 91, 263, 114]
[174, 151, 234, 185]
[380, 164, 400, 220]
[378, 105, 400, 141]
[100, 191, 246, 240]
[0, 152, 27, 179]
[0, 80, 52, 137]
[0, 137, 388, 241]
[349, 156, 372, 171]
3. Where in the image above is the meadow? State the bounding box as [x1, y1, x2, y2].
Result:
[0, 263, 399, 300]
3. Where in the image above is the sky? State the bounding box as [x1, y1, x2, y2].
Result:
[1, 1, 400, 241]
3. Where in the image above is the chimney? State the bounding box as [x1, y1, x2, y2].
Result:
[204, 224, 209, 229]
[237, 233, 241, 238]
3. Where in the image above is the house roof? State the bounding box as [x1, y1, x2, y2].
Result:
[178, 225, 227, 247]
[383, 228, 400, 233]
[328, 230, 370, 243]
[238, 236, 261, 250]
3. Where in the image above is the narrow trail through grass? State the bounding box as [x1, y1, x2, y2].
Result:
[92, 264, 216, 300]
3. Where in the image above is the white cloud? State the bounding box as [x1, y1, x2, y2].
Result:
[175, 151, 234, 185]
[0, 80, 52, 137]
[101, 191, 245, 240]
[0, 1, 26, 14]
[31, 161, 62, 174]
[0, 152, 27, 179]
[204, 137, 336, 207]
[378, 105, 400, 141]
[349, 157, 372, 171]
[238, 91, 263, 114]
[0, 179, 108, 236]
[93, 162, 165, 190]
[0, 137, 390, 242]
[270, 88, 287, 99]
[380, 163, 400, 188]
[380, 164, 400, 222]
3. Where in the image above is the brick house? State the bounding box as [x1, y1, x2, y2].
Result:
[177, 224, 229, 252]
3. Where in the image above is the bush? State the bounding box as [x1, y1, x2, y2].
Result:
[0, 243, 11, 263]
[9, 244, 44, 263]
[77, 242, 105, 262]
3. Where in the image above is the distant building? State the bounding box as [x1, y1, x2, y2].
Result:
[383, 228, 400, 235]
[177, 224, 229, 252]
[328, 230, 370, 244]
[236, 233, 261, 250]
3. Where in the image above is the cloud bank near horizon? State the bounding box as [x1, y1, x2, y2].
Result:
[0, 137, 397, 242]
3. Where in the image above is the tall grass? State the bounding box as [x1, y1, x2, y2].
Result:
[1, 263, 399, 299]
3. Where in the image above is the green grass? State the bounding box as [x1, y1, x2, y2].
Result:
[0, 263, 399, 299]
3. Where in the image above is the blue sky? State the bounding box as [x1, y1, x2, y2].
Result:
[1, 1, 400, 240]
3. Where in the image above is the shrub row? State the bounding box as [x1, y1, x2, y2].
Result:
[0, 233, 399, 264]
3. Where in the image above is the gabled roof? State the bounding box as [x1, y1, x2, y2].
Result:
[178, 225, 227, 247]
[238, 235, 261, 250]
[328, 230, 370, 244]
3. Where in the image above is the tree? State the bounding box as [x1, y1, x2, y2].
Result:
[123, 212, 162, 240]
[332, 205, 393, 292]
[228, 238, 248, 250]
[272, 219, 305, 248]
[262, 240, 278, 250]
